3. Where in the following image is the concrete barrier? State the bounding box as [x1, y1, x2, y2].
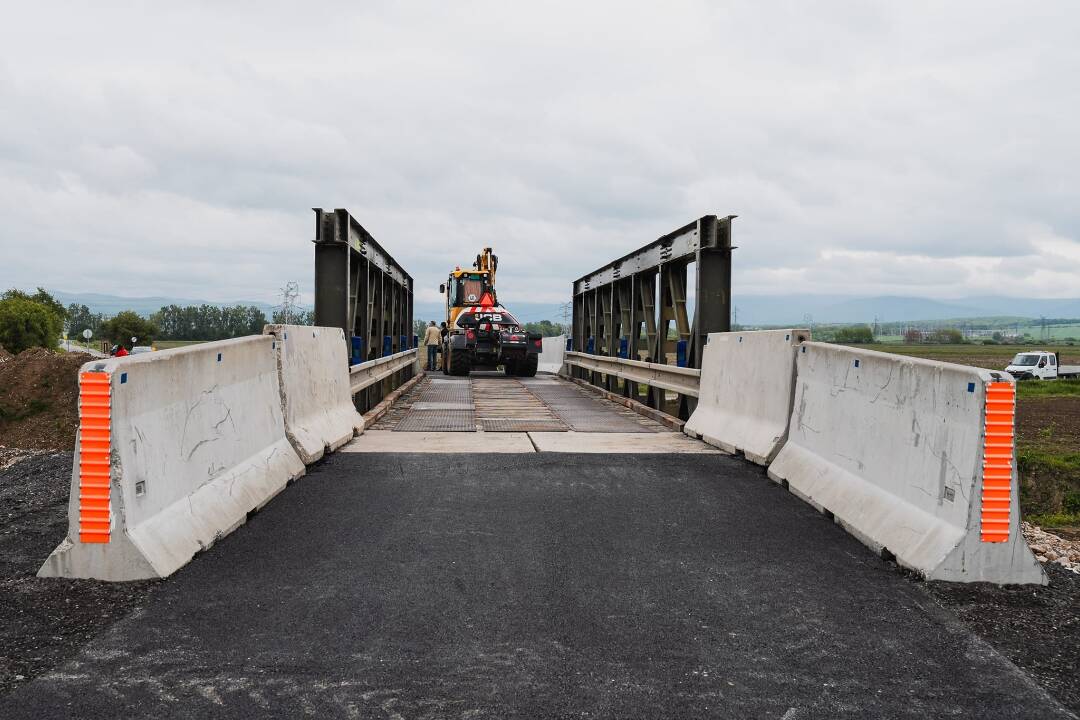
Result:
[264, 325, 363, 463]
[39, 336, 305, 581]
[684, 329, 808, 464]
[767, 342, 1045, 585]
[538, 335, 566, 375]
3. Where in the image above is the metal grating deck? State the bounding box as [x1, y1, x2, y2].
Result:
[479, 418, 568, 432]
[526, 383, 658, 433]
[381, 374, 661, 434]
[471, 377, 568, 432]
[394, 410, 476, 432]
[417, 380, 473, 404]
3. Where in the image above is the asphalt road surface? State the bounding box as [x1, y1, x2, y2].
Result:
[2, 452, 1070, 719]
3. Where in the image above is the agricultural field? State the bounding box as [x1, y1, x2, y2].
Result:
[860, 343, 1080, 535]
[863, 343, 1080, 370]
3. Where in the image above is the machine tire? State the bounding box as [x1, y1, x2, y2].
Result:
[449, 349, 472, 377]
[441, 345, 449, 375]
[503, 361, 517, 376]
[517, 354, 538, 377]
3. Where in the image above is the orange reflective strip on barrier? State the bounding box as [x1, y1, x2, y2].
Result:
[77, 371, 112, 544]
[980, 381, 1015, 543]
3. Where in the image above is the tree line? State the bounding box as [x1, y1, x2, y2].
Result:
[153, 305, 264, 341]
[0, 286, 315, 354]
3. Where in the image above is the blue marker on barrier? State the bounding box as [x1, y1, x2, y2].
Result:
[619, 337, 629, 359]
[566, 337, 573, 351]
[383, 336, 392, 357]
[350, 336, 363, 364]
[586, 337, 595, 354]
[676, 339, 688, 367]
[400, 335, 407, 352]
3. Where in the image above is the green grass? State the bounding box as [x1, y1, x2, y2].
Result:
[1018, 448, 1080, 474]
[1017, 448, 1080, 522]
[1017, 378, 1080, 399]
[1026, 512, 1080, 529]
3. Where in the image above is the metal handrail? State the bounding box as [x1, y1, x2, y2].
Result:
[350, 349, 418, 395]
[564, 351, 700, 398]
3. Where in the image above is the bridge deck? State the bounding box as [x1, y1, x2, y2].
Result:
[374, 373, 664, 434]
[350, 372, 714, 453]
[3, 453, 1064, 717]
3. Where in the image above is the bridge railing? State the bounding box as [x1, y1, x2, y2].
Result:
[564, 352, 700, 398]
[350, 348, 418, 412]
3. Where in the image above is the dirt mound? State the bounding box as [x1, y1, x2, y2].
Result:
[0, 348, 92, 451]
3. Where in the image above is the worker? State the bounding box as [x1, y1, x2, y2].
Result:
[112, 344, 129, 357]
[438, 322, 449, 369]
[423, 321, 441, 371]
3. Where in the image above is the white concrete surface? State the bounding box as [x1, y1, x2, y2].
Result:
[766, 342, 1045, 585]
[538, 335, 566, 375]
[529, 431, 721, 454]
[342, 430, 536, 453]
[684, 329, 808, 464]
[39, 336, 305, 581]
[264, 325, 362, 463]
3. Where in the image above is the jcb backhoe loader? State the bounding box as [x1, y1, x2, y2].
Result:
[439, 248, 541, 376]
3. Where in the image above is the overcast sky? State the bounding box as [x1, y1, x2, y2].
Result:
[1, 1, 1078, 310]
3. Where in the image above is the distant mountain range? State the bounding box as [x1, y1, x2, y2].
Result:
[55, 291, 1080, 327]
[733, 295, 1080, 326]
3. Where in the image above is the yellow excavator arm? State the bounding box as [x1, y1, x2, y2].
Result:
[474, 248, 498, 288]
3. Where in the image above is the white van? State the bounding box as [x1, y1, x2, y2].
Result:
[1005, 351, 1057, 380]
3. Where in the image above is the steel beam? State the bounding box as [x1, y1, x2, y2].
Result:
[570, 214, 735, 420]
[313, 208, 415, 413]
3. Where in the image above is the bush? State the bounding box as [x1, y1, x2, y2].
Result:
[0, 297, 62, 353]
[2, 288, 65, 337]
[931, 328, 964, 344]
[101, 311, 159, 348]
[833, 325, 874, 344]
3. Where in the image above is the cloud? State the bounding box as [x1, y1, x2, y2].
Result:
[0, 1, 1079, 311]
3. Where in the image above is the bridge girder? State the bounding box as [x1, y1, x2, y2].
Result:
[571, 215, 735, 419]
